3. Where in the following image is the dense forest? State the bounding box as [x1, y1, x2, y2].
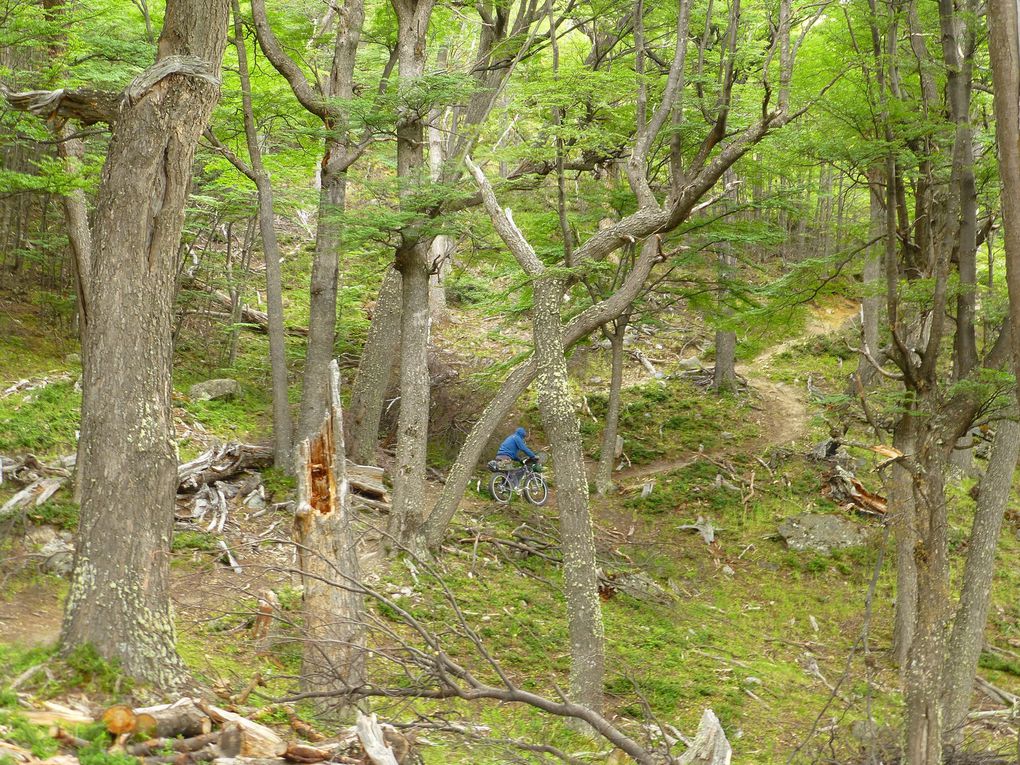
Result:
[3, 0, 1020, 762]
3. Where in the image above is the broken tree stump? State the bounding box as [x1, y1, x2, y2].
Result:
[293, 360, 365, 710]
[677, 709, 732, 765]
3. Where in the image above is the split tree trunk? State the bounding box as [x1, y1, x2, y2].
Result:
[942, 417, 1020, 744]
[294, 361, 365, 710]
[595, 319, 627, 495]
[348, 268, 401, 465]
[423, 239, 660, 551]
[61, 0, 230, 687]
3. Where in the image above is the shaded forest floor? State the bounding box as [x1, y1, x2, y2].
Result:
[4, 286, 1020, 764]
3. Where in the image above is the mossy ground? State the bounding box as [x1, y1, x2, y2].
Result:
[3, 281, 1020, 763]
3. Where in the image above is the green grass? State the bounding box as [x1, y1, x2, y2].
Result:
[0, 382, 81, 455]
[580, 379, 759, 465]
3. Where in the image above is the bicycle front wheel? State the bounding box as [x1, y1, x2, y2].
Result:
[489, 473, 513, 503]
[524, 475, 549, 506]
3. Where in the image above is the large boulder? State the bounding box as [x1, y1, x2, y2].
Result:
[778, 513, 867, 554]
[189, 378, 241, 401]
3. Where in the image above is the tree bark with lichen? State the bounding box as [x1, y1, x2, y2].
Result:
[60, 0, 230, 687]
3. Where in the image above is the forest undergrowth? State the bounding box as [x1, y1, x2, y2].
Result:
[4, 277, 1020, 764]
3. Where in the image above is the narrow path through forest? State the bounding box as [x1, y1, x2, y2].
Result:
[615, 298, 858, 483]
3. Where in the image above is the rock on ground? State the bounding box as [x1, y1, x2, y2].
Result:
[777, 513, 868, 554]
[188, 379, 241, 401]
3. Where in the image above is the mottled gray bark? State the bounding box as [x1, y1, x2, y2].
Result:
[427, 108, 451, 322]
[712, 328, 736, 393]
[348, 268, 401, 465]
[942, 417, 1020, 744]
[297, 167, 346, 440]
[533, 277, 606, 713]
[61, 0, 229, 687]
[988, 0, 1020, 407]
[466, 156, 606, 712]
[904, 442, 951, 765]
[595, 319, 627, 495]
[940, 0, 978, 381]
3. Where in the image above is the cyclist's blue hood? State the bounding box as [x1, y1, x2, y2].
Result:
[497, 428, 537, 460]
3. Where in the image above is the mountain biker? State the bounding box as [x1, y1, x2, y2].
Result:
[494, 427, 537, 478]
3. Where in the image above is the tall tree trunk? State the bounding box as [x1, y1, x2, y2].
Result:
[294, 361, 365, 711]
[297, 163, 345, 440]
[348, 268, 401, 465]
[713, 326, 736, 393]
[533, 277, 606, 713]
[903, 439, 952, 765]
[855, 167, 884, 389]
[988, 0, 1020, 412]
[231, 0, 293, 467]
[387, 0, 435, 555]
[941, 0, 978, 381]
[891, 417, 918, 668]
[595, 319, 627, 495]
[249, 0, 365, 445]
[61, 0, 229, 687]
[942, 417, 1020, 745]
[427, 107, 451, 323]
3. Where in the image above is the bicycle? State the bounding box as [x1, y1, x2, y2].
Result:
[486, 456, 549, 506]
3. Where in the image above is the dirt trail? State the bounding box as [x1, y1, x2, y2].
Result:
[617, 298, 859, 483]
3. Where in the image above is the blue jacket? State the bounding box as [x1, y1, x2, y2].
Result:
[497, 427, 537, 461]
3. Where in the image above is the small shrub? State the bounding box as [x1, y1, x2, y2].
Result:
[172, 531, 218, 552]
[0, 710, 59, 758]
[64, 644, 131, 695]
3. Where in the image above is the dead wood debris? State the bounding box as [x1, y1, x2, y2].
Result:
[9, 698, 417, 765]
[810, 439, 887, 518]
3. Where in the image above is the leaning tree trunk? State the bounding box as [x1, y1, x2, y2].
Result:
[61, 0, 230, 686]
[595, 319, 627, 495]
[348, 268, 401, 465]
[533, 276, 606, 714]
[423, 237, 660, 551]
[942, 416, 1020, 746]
[294, 361, 365, 712]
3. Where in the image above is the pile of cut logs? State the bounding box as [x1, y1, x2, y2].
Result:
[5, 698, 413, 765]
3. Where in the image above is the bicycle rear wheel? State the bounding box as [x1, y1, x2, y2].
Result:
[524, 474, 548, 506]
[489, 473, 513, 503]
